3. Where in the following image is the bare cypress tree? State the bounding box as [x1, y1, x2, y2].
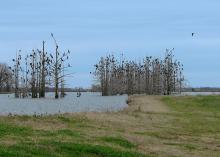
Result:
[12, 50, 22, 98]
[144, 56, 151, 94]
[50, 33, 71, 99]
[60, 61, 65, 98]
[24, 55, 29, 97]
[39, 41, 46, 98]
[50, 33, 60, 99]
[30, 50, 37, 98]
[94, 57, 105, 96]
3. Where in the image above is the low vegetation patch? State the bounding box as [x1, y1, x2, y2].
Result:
[101, 136, 136, 148]
[163, 142, 197, 150]
[0, 123, 32, 138]
[0, 141, 148, 157]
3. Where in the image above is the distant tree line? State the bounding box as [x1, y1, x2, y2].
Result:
[93, 49, 184, 96]
[1, 34, 71, 99]
[0, 63, 13, 93]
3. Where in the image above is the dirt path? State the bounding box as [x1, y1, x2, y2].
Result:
[126, 95, 170, 113]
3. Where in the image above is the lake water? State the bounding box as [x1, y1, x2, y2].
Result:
[0, 92, 128, 116]
[1, 92, 219, 116]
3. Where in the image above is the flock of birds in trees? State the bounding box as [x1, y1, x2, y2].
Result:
[0, 33, 190, 98]
[9, 33, 71, 99]
[93, 48, 184, 96]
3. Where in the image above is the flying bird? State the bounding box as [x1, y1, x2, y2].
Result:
[192, 33, 195, 37]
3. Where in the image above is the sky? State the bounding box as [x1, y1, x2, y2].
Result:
[0, 0, 220, 88]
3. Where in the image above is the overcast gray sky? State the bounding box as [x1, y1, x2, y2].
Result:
[0, 0, 220, 88]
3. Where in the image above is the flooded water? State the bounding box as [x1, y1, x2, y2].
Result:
[1, 91, 218, 116]
[0, 92, 128, 116]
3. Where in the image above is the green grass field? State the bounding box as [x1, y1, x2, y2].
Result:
[163, 95, 220, 136]
[0, 95, 219, 157]
[0, 116, 148, 157]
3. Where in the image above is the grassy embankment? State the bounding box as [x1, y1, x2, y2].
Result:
[0, 95, 219, 156]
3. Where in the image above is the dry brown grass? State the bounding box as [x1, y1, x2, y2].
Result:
[125, 95, 170, 113]
[0, 138, 17, 146]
